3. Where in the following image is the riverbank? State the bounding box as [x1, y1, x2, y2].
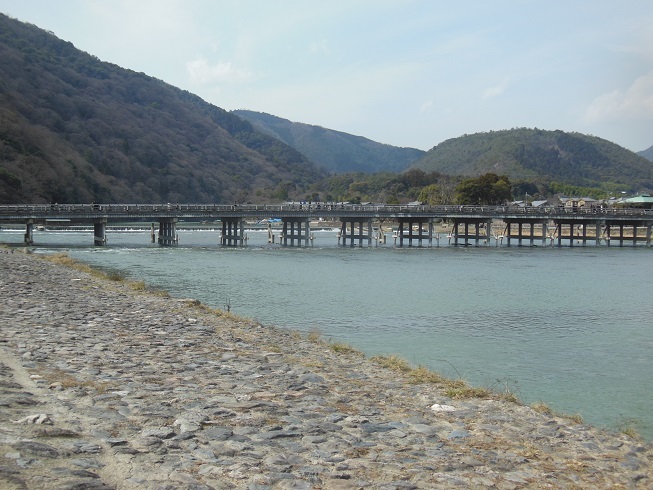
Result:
[0, 250, 651, 489]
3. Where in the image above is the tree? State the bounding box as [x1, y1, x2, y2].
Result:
[417, 178, 457, 205]
[454, 173, 512, 205]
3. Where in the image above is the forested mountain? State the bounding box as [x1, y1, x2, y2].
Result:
[639, 145, 653, 162]
[0, 14, 326, 204]
[411, 128, 653, 195]
[232, 110, 425, 174]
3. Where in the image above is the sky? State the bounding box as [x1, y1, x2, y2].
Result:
[1, 0, 653, 152]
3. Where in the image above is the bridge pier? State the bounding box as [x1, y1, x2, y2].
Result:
[396, 218, 433, 247]
[281, 218, 310, 246]
[605, 221, 653, 247]
[553, 220, 602, 247]
[94, 218, 107, 246]
[158, 218, 178, 246]
[451, 218, 491, 246]
[340, 219, 373, 247]
[504, 219, 548, 247]
[220, 218, 245, 246]
[24, 220, 33, 245]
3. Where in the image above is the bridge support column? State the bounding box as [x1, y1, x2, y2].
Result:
[505, 219, 548, 247]
[158, 218, 178, 246]
[24, 220, 34, 246]
[603, 221, 648, 247]
[94, 218, 107, 246]
[340, 219, 373, 247]
[451, 219, 491, 246]
[221, 218, 245, 246]
[281, 218, 310, 246]
[396, 218, 433, 247]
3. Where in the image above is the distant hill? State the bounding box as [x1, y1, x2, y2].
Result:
[0, 14, 326, 204]
[639, 145, 653, 162]
[411, 128, 653, 194]
[232, 110, 425, 174]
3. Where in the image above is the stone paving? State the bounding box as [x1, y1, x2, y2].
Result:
[0, 249, 651, 489]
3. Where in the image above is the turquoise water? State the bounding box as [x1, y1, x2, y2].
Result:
[2, 228, 653, 439]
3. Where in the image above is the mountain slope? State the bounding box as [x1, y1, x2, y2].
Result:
[232, 110, 425, 174]
[411, 128, 653, 193]
[0, 14, 325, 204]
[639, 145, 653, 162]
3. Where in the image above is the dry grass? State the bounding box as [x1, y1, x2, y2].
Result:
[371, 354, 522, 402]
[43, 368, 119, 394]
[371, 354, 412, 373]
[531, 401, 585, 425]
[329, 341, 363, 355]
[42, 253, 155, 292]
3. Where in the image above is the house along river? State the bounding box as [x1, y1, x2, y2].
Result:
[2, 227, 652, 440]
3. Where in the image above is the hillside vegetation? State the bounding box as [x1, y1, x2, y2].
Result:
[0, 14, 326, 204]
[412, 129, 653, 196]
[233, 110, 425, 174]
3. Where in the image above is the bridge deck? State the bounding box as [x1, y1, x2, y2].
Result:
[1, 203, 652, 223]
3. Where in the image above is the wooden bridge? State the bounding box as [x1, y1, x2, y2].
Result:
[1, 203, 652, 247]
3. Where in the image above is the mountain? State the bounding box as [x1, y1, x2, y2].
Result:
[0, 14, 326, 204]
[232, 110, 425, 174]
[639, 145, 653, 162]
[411, 128, 653, 194]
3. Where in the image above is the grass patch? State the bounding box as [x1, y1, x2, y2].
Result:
[371, 354, 522, 402]
[371, 354, 412, 373]
[329, 341, 363, 355]
[42, 253, 153, 292]
[531, 401, 584, 424]
[44, 368, 119, 394]
[307, 328, 323, 343]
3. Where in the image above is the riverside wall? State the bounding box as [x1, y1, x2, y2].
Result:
[0, 249, 651, 489]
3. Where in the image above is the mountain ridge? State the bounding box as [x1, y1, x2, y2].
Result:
[232, 110, 425, 174]
[0, 13, 325, 204]
[411, 128, 653, 194]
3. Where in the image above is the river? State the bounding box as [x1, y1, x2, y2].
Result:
[2, 227, 652, 439]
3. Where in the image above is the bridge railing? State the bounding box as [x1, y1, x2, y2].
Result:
[1, 203, 652, 219]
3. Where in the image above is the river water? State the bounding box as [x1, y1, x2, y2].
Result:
[2, 227, 652, 439]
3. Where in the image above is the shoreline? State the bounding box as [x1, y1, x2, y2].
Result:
[0, 250, 651, 488]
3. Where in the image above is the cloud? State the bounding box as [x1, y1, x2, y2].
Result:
[309, 39, 331, 56]
[419, 100, 433, 113]
[585, 71, 653, 122]
[186, 57, 254, 85]
[482, 78, 510, 99]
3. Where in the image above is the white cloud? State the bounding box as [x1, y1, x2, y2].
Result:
[186, 57, 254, 85]
[419, 100, 433, 113]
[309, 39, 331, 56]
[585, 71, 653, 122]
[482, 78, 510, 99]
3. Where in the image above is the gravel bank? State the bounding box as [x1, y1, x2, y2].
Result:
[0, 250, 651, 489]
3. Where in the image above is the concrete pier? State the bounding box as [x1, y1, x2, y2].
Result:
[94, 218, 107, 246]
[605, 220, 653, 247]
[158, 218, 178, 246]
[220, 218, 245, 246]
[504, 219, 548, 247]
[339, 219, 373, 247]
[281, 218, 310, 246]
[396, 218, 433, 247]
[23, 220, 33, 245]
[451, 218, 491, 246]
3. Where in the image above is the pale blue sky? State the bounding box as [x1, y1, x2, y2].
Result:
[2, 0, 652, 152]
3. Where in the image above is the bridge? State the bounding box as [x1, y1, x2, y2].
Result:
[1, 203, 652, 248]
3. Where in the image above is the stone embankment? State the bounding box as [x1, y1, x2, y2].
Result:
[0, 250, 651, 489]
